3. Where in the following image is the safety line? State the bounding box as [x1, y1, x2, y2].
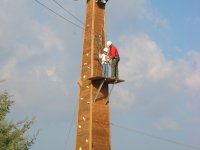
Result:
[52, 0, 84, 25]
[111, 122, 200, 150]
[34, 0, 84, 30]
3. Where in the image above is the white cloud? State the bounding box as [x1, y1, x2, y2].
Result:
[119, 34, 173, 83]
[0, 58, 17, 80]
[185, 50, 200, 91]
[154, 117, 180, 130]
[186, 74, 200, 90]
[0, 0, 74, 115]
[110, 34, 176, 110]
[109, 34, 200, 114]
[108, 0, 169, 30]
[110, 86, 136, 110]
[46, 67, 60, 82]
[32, 21, 65, 52]
[186, 16, 200, 24]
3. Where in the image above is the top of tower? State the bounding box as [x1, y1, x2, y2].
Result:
[96, 0, 108, 5]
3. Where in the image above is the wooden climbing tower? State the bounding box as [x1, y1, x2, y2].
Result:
[75, 0, 124, 150]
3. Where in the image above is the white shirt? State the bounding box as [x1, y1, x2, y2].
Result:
[99, 53, 109, 64]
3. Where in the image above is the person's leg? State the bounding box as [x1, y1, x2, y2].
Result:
[105, 64, 108, 77]
[115, 59, 119, 79]
[111, 59, 115, 78]
[111, 59, 117, 78]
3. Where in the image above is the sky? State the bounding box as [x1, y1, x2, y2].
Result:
[0, 0, 200, 150]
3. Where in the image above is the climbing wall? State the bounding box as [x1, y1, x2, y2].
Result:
[75, 0, 111, 150]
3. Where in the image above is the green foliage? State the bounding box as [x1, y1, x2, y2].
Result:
[0, 92, 13, 120]
[0, 92, 38, 150]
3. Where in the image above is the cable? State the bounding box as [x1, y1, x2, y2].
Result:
[34, 0, 84, 30]
[52, 0, 84, 25]
[34, 0, 106, 51]
[111, 122, 200, 150]
[64, 100, 78, 150]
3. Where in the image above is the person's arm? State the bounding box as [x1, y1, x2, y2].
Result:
[99, 53, 102, 59]
[109, 47, 115, 59]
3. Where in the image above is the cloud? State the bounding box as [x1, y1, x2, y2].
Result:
[32, 21, 65, 52]
[154, 117, 180, 130]
[107, 0, 169, 31]
[186, 73, 200, 91]
[186, 16, 200, 24]
[110, 33, 175, 111]
[119, 33, 173, 83]
[109, 33, 200, 116]
[46, 67, 61, 82]
[0, 58, 17, 80]
[185, 50, 200, 91]
[0, 0, 77, 118]
[110, 85, 136, 110]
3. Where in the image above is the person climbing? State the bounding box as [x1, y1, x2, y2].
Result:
[107, 41, 120, 79]
[99, 47, 110, 78]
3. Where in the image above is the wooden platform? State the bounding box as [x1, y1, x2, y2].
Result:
[88, 76, 125, 84]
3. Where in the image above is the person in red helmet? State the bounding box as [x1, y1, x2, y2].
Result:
[107, 41, 120, 79]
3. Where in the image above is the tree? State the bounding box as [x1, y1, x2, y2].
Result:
[0, 92, 38, 150]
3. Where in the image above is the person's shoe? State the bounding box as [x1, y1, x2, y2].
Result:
[110, 77, 115, 80]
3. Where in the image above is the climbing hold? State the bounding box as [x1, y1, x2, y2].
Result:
[85, 139, 89, 143]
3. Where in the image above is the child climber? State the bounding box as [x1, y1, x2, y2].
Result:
[99, 47, 110, 77]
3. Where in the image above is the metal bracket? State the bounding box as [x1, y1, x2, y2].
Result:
[93, 78, 106, 102]
[105, 80, 117, 104]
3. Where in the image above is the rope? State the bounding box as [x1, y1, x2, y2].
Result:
[64, 100, 78, 150]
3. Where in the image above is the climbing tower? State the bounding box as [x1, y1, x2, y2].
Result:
[75, 0, 123, 149]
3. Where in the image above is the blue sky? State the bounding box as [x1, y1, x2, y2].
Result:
[0, 0, 200, 150]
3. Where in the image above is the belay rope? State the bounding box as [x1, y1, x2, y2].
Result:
[94, 34, 103, 75]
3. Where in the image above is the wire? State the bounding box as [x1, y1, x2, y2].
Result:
[111, 122, 200, 150]
[52, 0, 84, 25]
[34, 0, 84, 30]
[64, 100, 78, 150]
[34, 0, 105, 50]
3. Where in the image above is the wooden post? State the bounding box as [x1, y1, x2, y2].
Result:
[75, 0, 111, 150]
